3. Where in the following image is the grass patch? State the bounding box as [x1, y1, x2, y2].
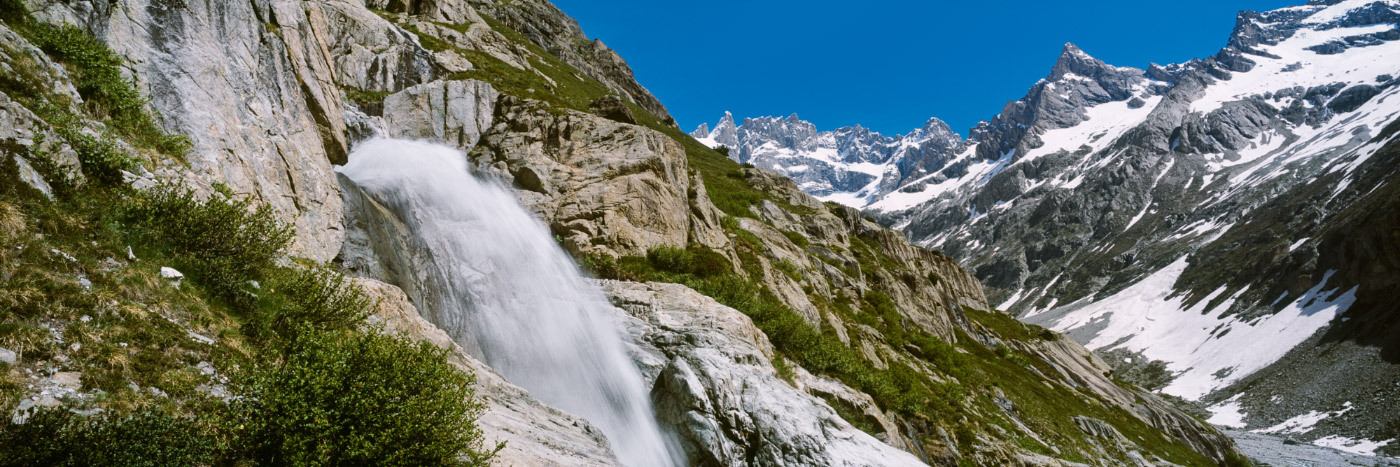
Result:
[782, 229, 810, 248]
[964, 306, 1057, 342]
[957, 328, 1215, 465]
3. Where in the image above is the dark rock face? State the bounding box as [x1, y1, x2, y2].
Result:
[588, 95, 636, 124]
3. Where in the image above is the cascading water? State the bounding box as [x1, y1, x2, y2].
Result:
[337, 138, 680, 467]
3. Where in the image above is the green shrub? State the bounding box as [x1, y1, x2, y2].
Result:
[26, 24, 190, 157]
[909, 334, 970, 380]
[252, 266, 374, 345]
[578, 253, 640, 281]
[118, 183, 293, 309]
[65, 129, 134, 186]
[773, 258, 802, 281]
[782, 229, 810, 248]
[0, 407, 219, 467]
[1221, 450, 1253, 467]
[229, 329, 500, 466]
[645, 245, 733, 278]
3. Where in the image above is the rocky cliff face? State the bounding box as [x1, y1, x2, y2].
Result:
[711, 0, 1400, 456]
[2, 0, 1245, 464]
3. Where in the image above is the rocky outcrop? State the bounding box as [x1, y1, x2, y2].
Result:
[0, 25, 83, 194]
[1008, 331, 1240, 462]
[460, 0, 673, 123]
[602, 280, 926, 467]
[24, 0, 388, 261]
[736, 168, 986, 343]
[382, 80, 499, 149]
[468, 97, 694, 258]
[355, 277, 622, 466]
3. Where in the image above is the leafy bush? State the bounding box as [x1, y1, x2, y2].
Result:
[26, 24, 190, 157]
[0, 407, 219, 467]
[781, 229, 809, 248]
[645, 245, 732, 278]
[252, 266, 374, 345]
[773, 258, 802, 281]
[577, 253, 639, 281]
[65, 129, 134, 186]
[909, 334, 969, 380]
[229, 329, 500, 466]
[118, 183, 293, 309]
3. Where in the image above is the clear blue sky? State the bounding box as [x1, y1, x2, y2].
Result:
[550, 0, 1301, 137]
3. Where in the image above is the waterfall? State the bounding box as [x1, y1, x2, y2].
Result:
[337, 138, 680, 467]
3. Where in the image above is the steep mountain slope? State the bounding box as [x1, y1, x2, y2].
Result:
[703, 0, 1400, 456]
[1, 0, 1247, 465]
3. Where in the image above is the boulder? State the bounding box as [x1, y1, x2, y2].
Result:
[160, 267, 184, 286]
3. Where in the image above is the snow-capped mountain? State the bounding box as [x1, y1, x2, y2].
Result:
[690, 112, 962, 206]
[698, 0, 1400, 456]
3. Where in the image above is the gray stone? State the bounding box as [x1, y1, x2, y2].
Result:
[382, 80, 499, 150]
[469, 97, 693, 258]
[160, 267, 184, 286]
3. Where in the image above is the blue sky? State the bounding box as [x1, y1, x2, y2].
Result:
[550, 0, 1300, 137]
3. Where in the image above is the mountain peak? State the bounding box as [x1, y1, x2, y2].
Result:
[1049, 42, 1113, 80]
[690, 123, 710, 139]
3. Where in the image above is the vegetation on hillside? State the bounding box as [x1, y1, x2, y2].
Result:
[0, 6, 499, 465]
[417, 8, 1230, 465]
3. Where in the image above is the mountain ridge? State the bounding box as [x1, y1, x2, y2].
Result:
[696, 0, 1400, 457]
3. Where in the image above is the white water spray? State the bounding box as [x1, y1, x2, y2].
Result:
[338, 138, 679, 467]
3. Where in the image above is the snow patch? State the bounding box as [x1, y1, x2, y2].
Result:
[1191, 23, 1400, 115]
[1256, 402, 1353, 435]
[1312, 435, 1393, 456]
[996, 289, 1026, 311]
[1019, 96, 1163, 165]
[1048, 258, 1358, 400]
[866, 145, 1012, 212]
[1208, 395, 1249, 428]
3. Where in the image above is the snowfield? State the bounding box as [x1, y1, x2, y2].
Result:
[1045, 259, 1357, 400]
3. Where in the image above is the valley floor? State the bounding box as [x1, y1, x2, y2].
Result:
[1227, 430, 1400, 467]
